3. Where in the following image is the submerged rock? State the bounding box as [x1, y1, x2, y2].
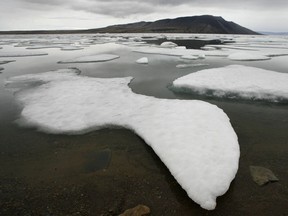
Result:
[249, 166, 279, 186]
[119, 205, 150, 216]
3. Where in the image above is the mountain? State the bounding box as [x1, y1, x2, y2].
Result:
[0, 15, 259, 35]
[87, 15, 259, 34]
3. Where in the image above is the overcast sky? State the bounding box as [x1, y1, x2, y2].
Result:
[0, 0, 287, 32]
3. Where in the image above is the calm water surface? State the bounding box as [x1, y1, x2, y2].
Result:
[0, 35, 288, 215]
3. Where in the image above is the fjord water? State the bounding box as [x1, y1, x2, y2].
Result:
[0, 34, 288, 215]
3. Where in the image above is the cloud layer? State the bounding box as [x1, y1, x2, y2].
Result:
[0, 0, 287, 31]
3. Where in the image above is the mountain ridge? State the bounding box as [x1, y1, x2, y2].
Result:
[0, 15, 259, 35]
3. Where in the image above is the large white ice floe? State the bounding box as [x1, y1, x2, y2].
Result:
[0, 51, 48, 57]
[228, 52, 271, 61]
[173, 65, 288, 102]
[58, 54, 120, 63]
[6, 68, 239, 210]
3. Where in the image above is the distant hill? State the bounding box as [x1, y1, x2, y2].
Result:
[0, 15, 259, 35]
[88, 15, 259, 35]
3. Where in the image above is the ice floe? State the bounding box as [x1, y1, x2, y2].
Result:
[181, 55, 199, 60]
[7, 68, 239, 210]
[173, 65, 288, 102]
[58, 54, 120, 63]
[136, 57, 148, 64]
[176, 63, 209, 69]
[228, 52, 271, 61]
[0, 67, 4, 72]
[160, 41, 178, 48]
[0, 52, 48, 58]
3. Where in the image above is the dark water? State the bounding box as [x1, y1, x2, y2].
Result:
[0, 35, 288, 215]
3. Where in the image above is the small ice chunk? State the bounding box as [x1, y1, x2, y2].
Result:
[175, 46, 187, 49]
[58, 54, 119, 63]
[7, 68, 240, 210]
[176, 63, 209, 69]
[228, 52, 271, 61]
[198, 54, 206, 59]
[250, 166, 279, 186]
[181, 55, 199, 60]
[173, 65, 288, 102]
[136, 57, 148, 64]
[201, 46, 216, 51]
[160, 41, 178, 48]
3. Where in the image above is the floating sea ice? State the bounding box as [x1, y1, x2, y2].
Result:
[181, 55, 199, 60]
[201, 46, 217, 51]
[7, 68, 240, 210]
[58, 54, 120, 63]
[176, 63, 209, 69]
[136, 57, 148, 64]
[228, 52, 271, 61]
[175, 46, 186, 49]
[133, 46, 228, 57]
[60, 46, 84, 51]
[26, 45, 62, 50]
[173, 65, 288, 102]
[0, 67, 4, 72]
[0, 52, 48, 58]
[160, 41, 178, 48]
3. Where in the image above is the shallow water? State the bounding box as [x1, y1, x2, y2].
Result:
[0, 34, 288, 215]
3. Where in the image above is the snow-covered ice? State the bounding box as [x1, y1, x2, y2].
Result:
[173, 65, 288, 102]
[7, 68, 239, 210]
[0, 52, 48, 58]
[228, 52, 271, 61]
[160, 41, 178, 48]
[58, 54, 120, 63]
[176, 63, 209, 69]
[136, 57, 148, 64]
[181, 55, 199, 60]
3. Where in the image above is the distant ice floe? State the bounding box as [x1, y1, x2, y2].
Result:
[136, 57, 148, 64]
[176, 63, 209, 69]
[228, 52, 271, 61]
[0, 52, 48, 58]
[160, 41, 178, 48]
[181, 55, 199, 60]
[7, 68, 239, 210]
[0, 67, 4, 72]
[173, 65, 288, 102]
[58, 54, 120, 63]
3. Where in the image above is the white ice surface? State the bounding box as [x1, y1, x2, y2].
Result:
[133, 46, 229, 57]
[0, 52, 48, 57]
[228, 52, 271, 61]
[173, 65, 288, 102]
[136, 57, 148, 64]
[181, 55, 199, 60]
[58, 54, 120, 63]
[176, 63, 209, 69]
[160, 41, 178, 48]
[7, 68, 239, 210]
